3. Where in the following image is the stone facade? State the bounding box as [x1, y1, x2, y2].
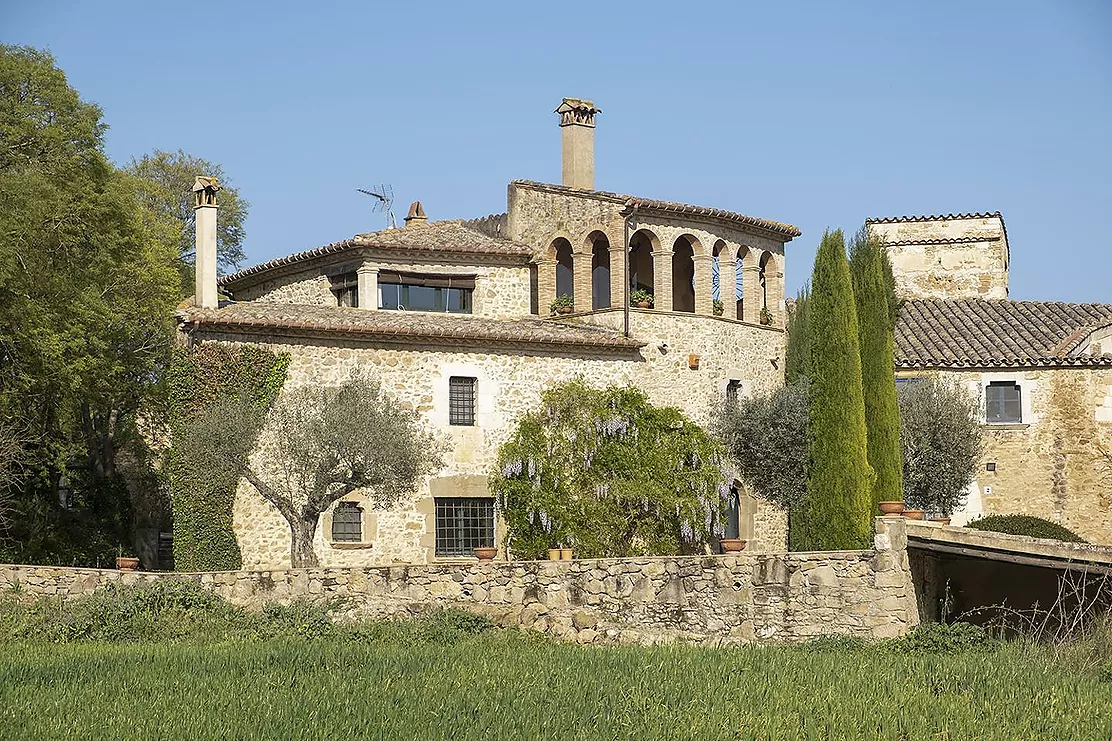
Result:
[0, 519, 918, 646]
[906, 368, 1112, 543]
[867, 213, 1009, 300]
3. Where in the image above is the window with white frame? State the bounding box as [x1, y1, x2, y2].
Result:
[986, 381, 1022, 424]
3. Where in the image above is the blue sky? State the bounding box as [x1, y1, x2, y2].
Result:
[7, 1, 1111, 302]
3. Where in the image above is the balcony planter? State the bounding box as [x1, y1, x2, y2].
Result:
[549, 294, 574, 316]
[903, 509, 926, 520]
[713, 299, 724, 316]
[878, 500, 906, 516]
[720, 538, 746, 553]
[630, 289, 654, 309]
[929, 517, 952, 525]
[474, 546, 497, 561]
[759, 307, 774, 326]
[115, 556, 139, 571]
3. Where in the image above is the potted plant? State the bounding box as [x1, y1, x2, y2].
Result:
[473, 545, 497, 561]
[759, 307, 774, 326]
[547, 547, 562, 561]
[878, 500, 906, 516]
[115, 546, 139, 571]
[720, 538, 746, 553]
[903, 509, 926, 520]
[559, 545, 573, 560]
[630, 289, 654, 309]
[550, 294, 574, 315]
[712, 299, 724, 316]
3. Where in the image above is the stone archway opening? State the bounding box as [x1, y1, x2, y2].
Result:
[629, 229, 656, 305]
[712, 240, 727, 314]
[589, 231, 611, 310]
[553, 238, 574, 303]
[672, 236, 696, 313]
[736, 246, 750, 320]
[759, 251, 773, 313]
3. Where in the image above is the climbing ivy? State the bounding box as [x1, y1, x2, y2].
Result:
[166, 344, 289, 571]
[490, 379, 727, 560]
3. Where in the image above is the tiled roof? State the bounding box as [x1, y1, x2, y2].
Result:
[220, 221, 533, 288]
[511, 180, 801, 239]
[895, 299, 1112, 368]
[177, 301, 645, 351]
[866, 212, 1003, 224]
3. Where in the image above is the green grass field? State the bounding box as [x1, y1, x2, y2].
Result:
[2, 583, 1111, 740]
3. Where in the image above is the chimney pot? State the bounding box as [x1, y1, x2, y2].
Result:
[404, 200, 427, 227]
[555, 97, 600, 190]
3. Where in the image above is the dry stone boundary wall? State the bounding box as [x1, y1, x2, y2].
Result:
[1, 519, 918, 646]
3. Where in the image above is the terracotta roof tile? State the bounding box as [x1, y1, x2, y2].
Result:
[511, 180, 801, 239]
[895, 299, 1112, 368]
[220, 221, 532, 288]
[866, 212, 1002, 224]
[178, 301, 645, 352]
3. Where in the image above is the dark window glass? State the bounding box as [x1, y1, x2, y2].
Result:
[377, 274, 473, 314]
[726, 380, 742, 403]
[449, 377, 476, 426]
[330, 272, 359, 308]
[986, 382, 1022, 424]
[331, 502, 362, 542]
[435, 498, 495, 557]
[724, 487, 741, 540]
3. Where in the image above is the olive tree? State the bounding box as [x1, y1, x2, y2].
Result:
[897, 377, 984, 515]
[176, 375, 442, 567]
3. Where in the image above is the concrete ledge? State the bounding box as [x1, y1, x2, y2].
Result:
[905, 521, 1112, 569]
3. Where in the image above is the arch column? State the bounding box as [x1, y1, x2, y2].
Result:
[572, 250, 593, 313]
[719, 257, 737, 317]
[767, 269, 785, 327]
[652, 249, 673, 311]
[536, 259, 557, 315]
[742, 265, 762, 323]
[608, 244, 626, 311]
[693, 254, 715, 316]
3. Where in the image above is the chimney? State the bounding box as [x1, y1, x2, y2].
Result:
[556, 97, 600, 190]
[192, 176, 221, 309]
[404, 200, 427, 227]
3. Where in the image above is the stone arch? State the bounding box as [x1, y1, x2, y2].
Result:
[735, 246, 752, 320]
[758, 251, 774, 311]
[672, 235, 697, 313]
[712, 240, 728, 305]
[629, 228, 658, 303]
[552, 237, 574, 303]
[586, 230, 611, 310]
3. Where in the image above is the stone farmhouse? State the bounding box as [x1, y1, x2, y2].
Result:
[868, 214, 1112, 542]
[178, 99, 799, 569]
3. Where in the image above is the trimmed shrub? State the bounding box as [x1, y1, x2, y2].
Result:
[966, 514, 1087, 543]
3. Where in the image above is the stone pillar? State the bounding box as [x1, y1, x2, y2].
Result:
[572, 250, 593, 312]
[536, 259, 557, 316]
[742, 265, 762, 324]
[693, 255, 715, 316]
[357, 264, 379, 310]
[652, 249, 673, 312]
[719, 257, 738, 319]
[609, 244, 625, 311]
[191, 176, 221, 309]
[767, 269, 785, 328]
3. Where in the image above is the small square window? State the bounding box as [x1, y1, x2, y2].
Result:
[434, 498, 494, 557]
[986, 382, 1022, 424]
[986, 462, 997, 472]
[449, 377, 476, 426]
[331, 501, 362, 542]
[725, 380, 742, 403]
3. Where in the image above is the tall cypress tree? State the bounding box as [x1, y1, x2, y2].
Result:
[799, 229, 874, 550]
[850, 228, 904, 513]
[785, 286, 811, 385]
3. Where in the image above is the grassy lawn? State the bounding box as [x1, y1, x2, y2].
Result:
[3, 635, 1112, 740]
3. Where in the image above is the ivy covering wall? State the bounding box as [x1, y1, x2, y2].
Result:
[166, 344, 289, 571]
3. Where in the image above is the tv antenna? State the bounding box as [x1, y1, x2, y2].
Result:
[356, 185, 396, 229]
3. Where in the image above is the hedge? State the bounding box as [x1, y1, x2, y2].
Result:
[965, 514, 1087, 544]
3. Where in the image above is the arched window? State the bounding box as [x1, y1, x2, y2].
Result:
[629, 230, 656, 305]
[589, 232, 611, 309]
[759, 252, 773, 311]
[553, 238, 574, 303]
[736, 246, 750, 320]
[672, 236, 696, 313]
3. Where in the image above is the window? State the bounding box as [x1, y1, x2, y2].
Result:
[986, 381, 1022, 424]
[434, 498, 495, 557]
[378, 271, 473, 314]
[449, 376, 476, 426]
[330, 272, 359, 307]
[725, 379, 742, 403]
[331, 502, 362, 542]
[723, 486, 741, 540]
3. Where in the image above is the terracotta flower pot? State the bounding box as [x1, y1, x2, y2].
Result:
[548, 548, 562, 561]
[878, 501, 906, 516]
[903, 509, 926, 520]
[560, 548, 573, 561]
[115, 557, 139, 571]
[636, 301, 652, 309]
[556, 306, 572, 315]
[929, 517, 952, 526]
[720, 538, 747, 553]
[473, 546, 497, 561]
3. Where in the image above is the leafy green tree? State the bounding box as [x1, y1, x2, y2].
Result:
[492, 380, 727, 559]
[0, 45, 179, 565]
[175, 375, 442, 568]
[799, 229, 874, 550]
[850, 228, 903, 510]
[127, 149, 249, 290]
[785, 286, 811, 385]
[897, 376, 983, 516]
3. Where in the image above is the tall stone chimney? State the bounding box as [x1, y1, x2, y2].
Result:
[192, 176, 221, 309]
[556, 98, 600, 190]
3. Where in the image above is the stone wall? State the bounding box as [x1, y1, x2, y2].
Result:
[196, 309, 786, 569]
[868, 215, 1009, 300]
[922, 367, 1112, 543]
[0, 519, 919, 646]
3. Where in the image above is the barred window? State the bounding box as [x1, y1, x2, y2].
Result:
[449, 376, 476, 426]
[434, 498, 495, 557]
[331, 502, 362, 542]
[986, 382, 1022, 424]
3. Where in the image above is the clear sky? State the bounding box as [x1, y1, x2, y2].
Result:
[6, 1, 1111, 302]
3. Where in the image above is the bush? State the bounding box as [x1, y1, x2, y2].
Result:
[966, 514, 1087, 543]
[892, 622, 996, 653]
